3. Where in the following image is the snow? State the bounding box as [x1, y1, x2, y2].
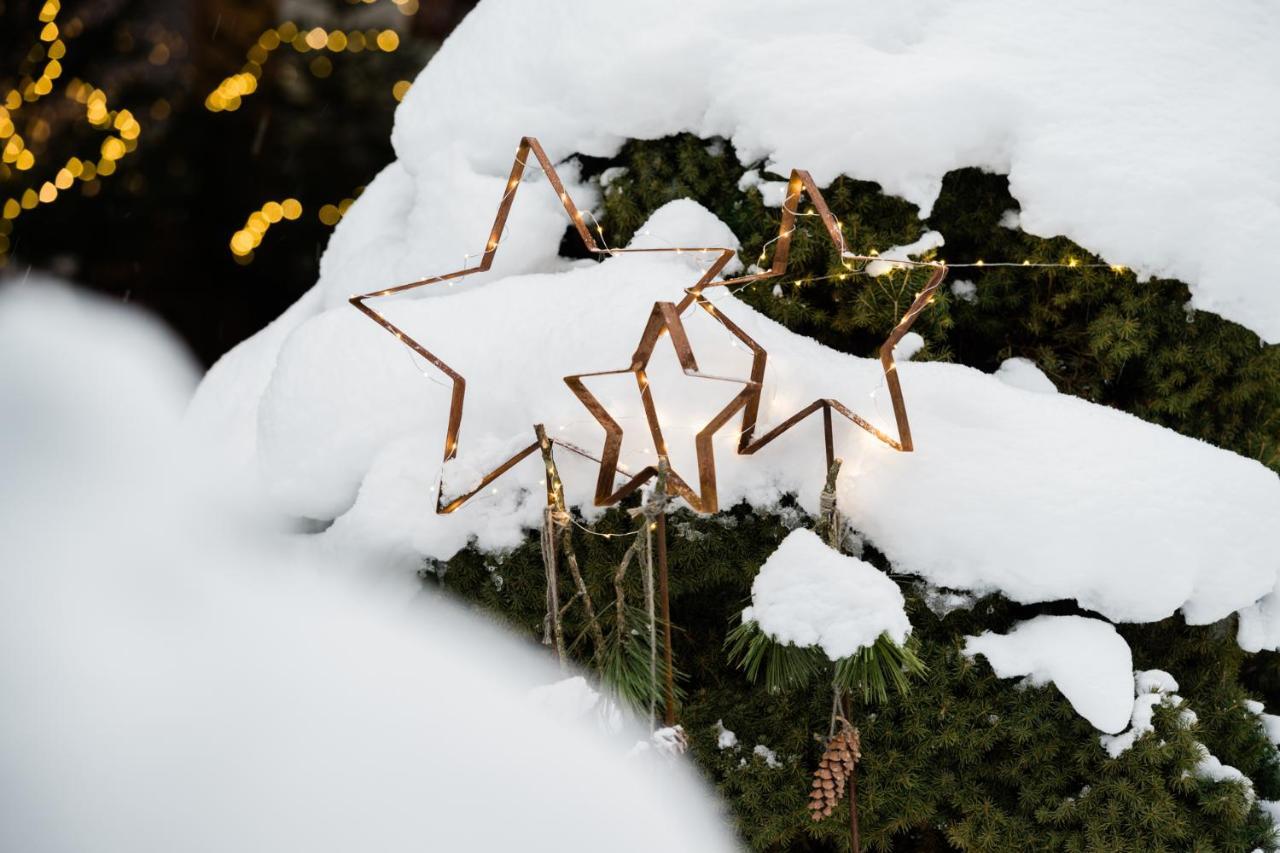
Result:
[1238, 588, 1280, 653]
[526, 675, 624, 733]
[742, 529, 911, 659]
[993, 357, 1057, 394]
[630, 726, 689, 759]
[1260, 801, 1280, 845]
[403, 0, 1280, 341]
[1243, 700, 1280, 747]
[1194, 746, 1255, 803]
[189, 2, 1280, 647]
[753, 744, 782, 768]
[1100, 669, 1186, 758]
[715, 720, 739, 750]
[0, 282, 735, 853]
[964, 616, 1134, 733]
[892, 331, 926, 362]
[864, 231, 946, 277]
[1264, 715, 1280, 747]
[736, 169, 789, 207]
[193, 197, 1280, 642]
[919, 585, 976, 619]
[950, 279, 977, 303]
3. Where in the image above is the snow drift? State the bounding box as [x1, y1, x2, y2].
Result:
[965, 616, 1134, 734]
[0, 281, 736, 853]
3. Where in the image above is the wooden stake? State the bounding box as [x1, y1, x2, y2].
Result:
[654, 457, 677, 726]
[842, 694, 861, 853]
[536, 424, 604, 669]
[535, 426, 567, 665]
[816, 457, 844, 549]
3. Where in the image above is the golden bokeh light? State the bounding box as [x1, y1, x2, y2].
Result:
[228, 199, 307, 260]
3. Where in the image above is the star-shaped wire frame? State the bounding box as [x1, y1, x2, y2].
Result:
[349, 137, 743, 513]
[564, 301, 761, 513]
[563, 170, 947, 514]
[676, 169, 948, 468]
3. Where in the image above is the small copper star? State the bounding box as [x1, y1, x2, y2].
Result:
[564, 301, 760, 513]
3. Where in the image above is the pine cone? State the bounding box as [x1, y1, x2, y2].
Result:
[808, 723, 861, 822]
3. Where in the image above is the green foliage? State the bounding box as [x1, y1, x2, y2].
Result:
[602, 603, 687, 714]
[725, 616, 827, 695]
[833, 633, 927, 706]
[433, 508, 1278, 852]
[726, 617, 926, 705]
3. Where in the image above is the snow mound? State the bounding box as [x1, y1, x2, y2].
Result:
[994, 357, 1057, 394]
[965, 615, 1134, 733]
[1194, 746, 1255, 803]
[1100, 669, 1190, 758]
[1244, 700, 1280, 747]
[715, 720, 738, 750]
[865, 231, 945, 277]
[1, 282, 736, 853]
[398, 0, 1279, 341]
[1238, 586, 1280, 653]
[743, 529, 910, 660]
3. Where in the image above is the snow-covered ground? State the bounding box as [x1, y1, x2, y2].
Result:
[0, 281, 736, 852]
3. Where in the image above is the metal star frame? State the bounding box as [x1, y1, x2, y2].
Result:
[563, 301, 760, 513]
[349, 137, 742, 513]
[681, 169, 948, 468]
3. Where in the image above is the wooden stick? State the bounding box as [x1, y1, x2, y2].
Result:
[654, 458, 677, 726]
[535, 424, 605, 670]
[842, 694, 861, 853]
[816, 457, 844, 549]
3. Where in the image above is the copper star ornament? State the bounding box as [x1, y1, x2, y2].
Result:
[679, 168, 948, 469]
[349, 137, 742, 513]
[564, 301, 761, 513]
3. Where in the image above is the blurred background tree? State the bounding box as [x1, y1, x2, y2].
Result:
[0, 0, 475, 364]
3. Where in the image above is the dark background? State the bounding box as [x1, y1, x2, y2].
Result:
[1, 0, 475, 366]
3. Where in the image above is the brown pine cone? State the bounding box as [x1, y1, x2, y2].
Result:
[807, 723, 861, 823]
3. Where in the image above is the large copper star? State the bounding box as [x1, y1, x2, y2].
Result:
[675, 169, 948, 469]
[349, 137, 741, 513]
[562, 171, 946, 514]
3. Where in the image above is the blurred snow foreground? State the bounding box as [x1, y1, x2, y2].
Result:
[192, 0, 1280, 654]
[0, 281, 736, 851]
